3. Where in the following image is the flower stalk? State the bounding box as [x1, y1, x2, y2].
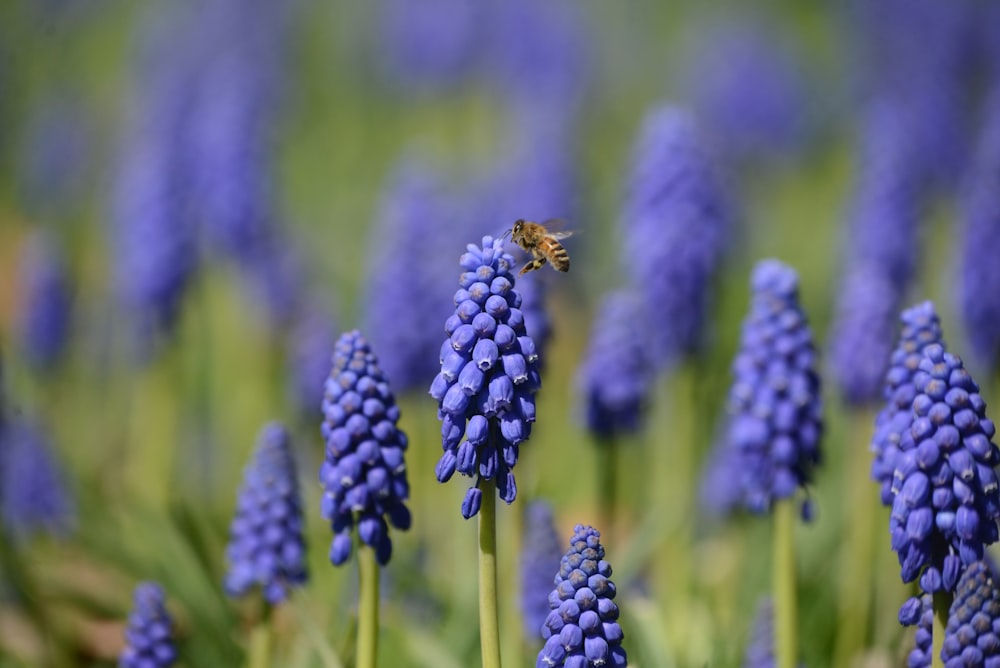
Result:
[357, 547, 380, 668]
[478, 478, 502, 668]
[773, 499, 797, 668]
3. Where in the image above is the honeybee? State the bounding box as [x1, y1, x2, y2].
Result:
[508, 219, 572, 276]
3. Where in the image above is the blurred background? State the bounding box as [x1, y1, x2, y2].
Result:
[0, 0, 998, 666]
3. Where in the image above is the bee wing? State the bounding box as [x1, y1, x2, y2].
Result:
[546, 231, 574, 240]
[539, 218, 575, 240]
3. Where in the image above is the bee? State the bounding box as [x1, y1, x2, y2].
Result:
[508, 219, 572, 276]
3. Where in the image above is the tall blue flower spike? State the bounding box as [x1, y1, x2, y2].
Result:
[743, 598, 775, 668]
[321, 331, 411, 565]
[430, 235, 541, 519]
[119, 582, 177, 668]
[958, 91, 1000, 370]
[536, 525, 627, 668]
[577, 290, 650, 440]
[722, 260, 823, 515]
[870, 302, 946, 506]
[889, 344, 1000, 621]
[224, 422, 307, 604]
[621, 105, 732, 369]
[521, 501, 564, 639]
[17, 231, 72, 372]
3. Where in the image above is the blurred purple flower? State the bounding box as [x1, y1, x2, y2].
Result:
[720, 260, 823, 516]
[379, 0, 483, 93]
[0, 418, 74, 542]
[363, 156, 459, 393]
[621, 105, 733, 369]
[536, 524, 627, 668]
[577, 290, 650, 440]
[870, 302, 946, 506]
[110, 3, 203, 359]
[520, 500, 563, 639]
[430, 235, 541, 518]
[286, 300, 338, 416]
[17, 231, 72, 372]
[889, 344, 1000, 620]
[321, 331, 411, 566]
[682, 20, 808, 161]
[941, 559, 1000, 664]
[224, 422, 307, 605]
[742, 597, 774, 668]
[119, 582, 177, 668]
[958, 90, 1000, 370]
[828, 263, 900, 407]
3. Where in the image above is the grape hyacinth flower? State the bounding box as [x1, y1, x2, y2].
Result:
[321, 331, 411, 566]
[430, 235, 541, 519]
[536, 524, 627, 668]
[119, 582, 177, 668]
[621, 105, 732, 369]
[521, 501, 564, 639]
[577, 291, 650, 440]
[941, 559, 1000, 665]
[889, 344, 1000, 615]
[17, 231, 72, 372]
[722, 260, 823, 515]
[0, 419, 74, 542]
[224, 422, 307, 605]
[743, 598, 775, 668]
[870, 302, 946, 506]
[828, 262, 900, 407]
[900, 594, 934, 667]
[364, 156, 459, 393]
[286, 300, 338, 417]
[958, 90, 1000, 370]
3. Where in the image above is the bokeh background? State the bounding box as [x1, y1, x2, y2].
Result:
[0, 0, 998, 666]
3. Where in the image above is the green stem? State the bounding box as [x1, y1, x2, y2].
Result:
[247, 604, 273, 668]
[357, 547, 380, 668]
[479, 479, 502, 668]
[595, 437, 618, 549]
[774, 499, 797, 668]
[931, 591, 950, 668]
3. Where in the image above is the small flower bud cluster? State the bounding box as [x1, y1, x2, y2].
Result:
[722, 259, 823, 514]
[871, 302, 945, 505]
[743, 597, 775, 668]
[941, 560, 1000, 665]
[577, 290, 650, 440]
[321, 331, 411, 566]
[889, 344, 1000, 614]
[899, 594, 933, 667]
[17, 232, 71, 372]
[430, 235, 540, 519]
[521, 501, 564, 639]
[119, 582, 177, 668]
[537, 525, 626, 668]
[224, 423, 307, 605]
[0, 419, 74, 542]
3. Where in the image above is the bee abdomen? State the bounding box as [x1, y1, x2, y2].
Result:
[549, 246, 570, 272]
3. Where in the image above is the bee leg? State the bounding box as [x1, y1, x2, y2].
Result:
[519, 257, 547, 275]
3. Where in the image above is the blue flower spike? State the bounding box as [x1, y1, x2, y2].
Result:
[321, 331, 412, 566]
[119, 582, 177, 668]
[224, 422, 307, 605]
[889, 343, 1000, 620]
[430, 235, 541, 518]
[723, 259, 823, 515]
[537, 524, 627, 668]
[941, 560, 1000, 666]
[871, 301, 946, 506]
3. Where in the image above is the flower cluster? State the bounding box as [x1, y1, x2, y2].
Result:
[889, 344, 1000, 612]
[899, 594, 933, 666]
[119, 582, 177, 668]
[941, 559, 1000, 665]
[286, 300, 338, 416]
[743, 597, 775, 668]
[958, 90, 1000, 370]
[321, 331, 411, 565]
[537, 524, 626, 668]
[0, 419, 74, 542]
[521, 501, 564, 639]
[871, 301, 945, 505]
[577, 290, 649, 440]
[224, 422, 307, 605]
[17, 232, 72, 372]
[721, 259, 823, 514]
[430, 235, 541, 519]
[621, 105, 731, 369]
